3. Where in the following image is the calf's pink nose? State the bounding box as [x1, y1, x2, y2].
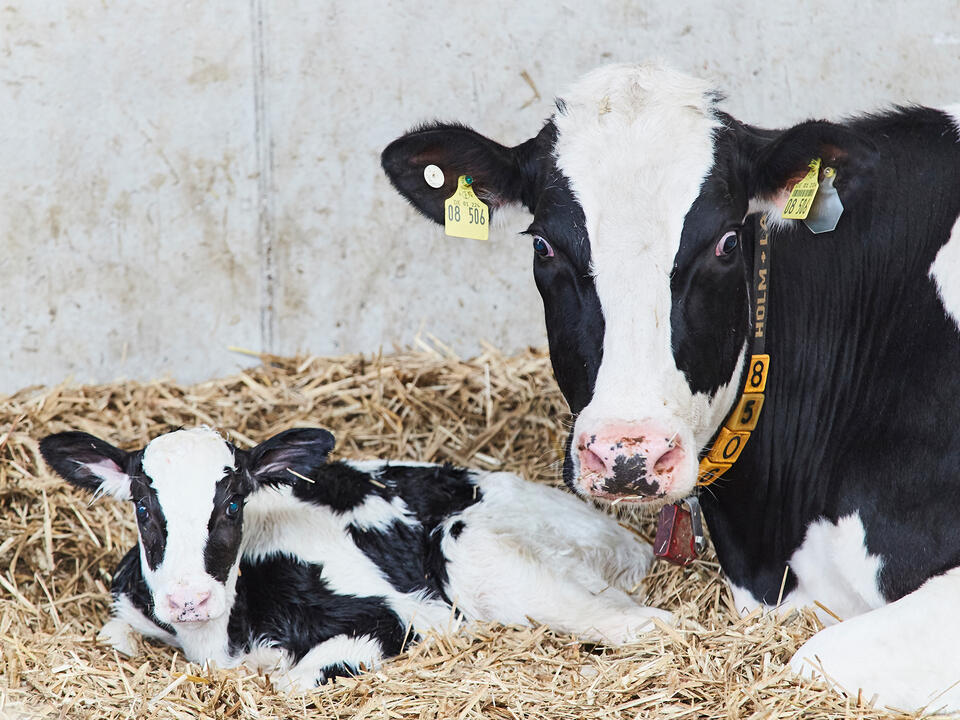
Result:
[577, 421, 685, 497]
[167, 589, 212, 621]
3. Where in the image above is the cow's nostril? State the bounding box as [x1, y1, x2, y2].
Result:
[579, 446, 608, 475]
[653, 446, 685, 475]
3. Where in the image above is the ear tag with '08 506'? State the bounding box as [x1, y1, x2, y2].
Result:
[804, 167, 843, 234]
[782, 158, 821, 220]
[444, 175, 489, 241]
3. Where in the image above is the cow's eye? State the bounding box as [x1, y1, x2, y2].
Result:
[715, 230, 739, 257]
[225, 498, 241, 518]
[532, 236, 555, 258]
[136, 503, 149, 521]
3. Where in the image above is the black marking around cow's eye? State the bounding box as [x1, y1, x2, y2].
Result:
[449, 520, 465, 539]
[129, 474, 167, 571]
[205, 471, 248, 583]
[227, 553, 408, 664]
[670, 144, 752, 398]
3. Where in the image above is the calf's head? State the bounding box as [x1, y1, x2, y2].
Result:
[41, 426, 335, 625]
[383, 63, 876, 503]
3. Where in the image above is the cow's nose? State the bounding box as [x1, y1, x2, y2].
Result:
[167, 589, 212, 621]
[576, 421, 685, 498]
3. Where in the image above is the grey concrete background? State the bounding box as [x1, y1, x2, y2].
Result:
[2, 1, 959, 393]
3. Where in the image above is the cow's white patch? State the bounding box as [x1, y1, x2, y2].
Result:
[552, 64, 742, 497]
[726, 513, 884, 625]
[272, 634, 384, 692]
[785, 513, 885, 624]
[140, 428, 236, 626]
[791, 566, 960, 713]
[929, 213, 960, 331]
[442, 470, 668, 643]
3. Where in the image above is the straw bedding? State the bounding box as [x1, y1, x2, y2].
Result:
[0, 345, 932, 719]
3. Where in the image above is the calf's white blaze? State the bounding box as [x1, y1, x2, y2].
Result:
[140, 427, 236, 624]
[552, 64, 743, 490]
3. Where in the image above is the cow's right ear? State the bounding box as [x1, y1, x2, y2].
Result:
[40, 432, 133, 501]
[381, 122, 541, 224]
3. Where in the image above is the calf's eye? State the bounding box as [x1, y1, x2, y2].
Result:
[225, 499, 241, 518]
[533, 235, 555, 258]
[136, 504, 149, 521]
[715, 230, 739, 257]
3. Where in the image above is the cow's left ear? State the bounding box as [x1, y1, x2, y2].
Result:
[244, 428, 336, 485]
[747, 120, 880, 211]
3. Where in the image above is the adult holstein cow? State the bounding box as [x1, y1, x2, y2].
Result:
[382, 63, 960, 711]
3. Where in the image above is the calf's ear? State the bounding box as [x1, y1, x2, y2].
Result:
[40, 431, 133, 501]
[381, 121, 543, 224]
[747, 120, 879, 213]
[246, 428, 336, 485]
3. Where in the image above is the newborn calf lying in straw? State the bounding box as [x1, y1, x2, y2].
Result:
[41, 426, 669, 691]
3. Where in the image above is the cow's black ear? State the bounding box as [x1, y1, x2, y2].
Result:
[40, 431, 133, 500]
[245, 428, 336, 485]
[748, 120, 879, 209]
[381, 122, 543, 224]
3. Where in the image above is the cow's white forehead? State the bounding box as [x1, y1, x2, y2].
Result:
[554, 63, 738, 450]
[552, 63, 719, 256]
[142, 427, 235, 491]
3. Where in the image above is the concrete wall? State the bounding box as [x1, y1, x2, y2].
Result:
[2, 1, 959, 393]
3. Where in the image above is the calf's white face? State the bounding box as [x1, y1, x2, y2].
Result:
[137, 430, 237, 624]
[41, 426, 336, 627]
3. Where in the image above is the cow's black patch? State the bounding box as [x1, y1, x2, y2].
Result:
[347, 463, 481, 600]
[204, 469, 249, 583]
[449, 520, 465, 539]
[349, 520, 440, 597]
[227, 553, 408, 665]
[129, 465, 168, 572]
[288, 461, 388, 512]
[378, 463, 480, 525]
[111, 544, 175, 636]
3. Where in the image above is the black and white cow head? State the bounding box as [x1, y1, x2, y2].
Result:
[41, 427, 335, 625]
[383, 63, 877, 504]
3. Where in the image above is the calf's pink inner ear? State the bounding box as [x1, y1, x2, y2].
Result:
[84, 459, 132, 501]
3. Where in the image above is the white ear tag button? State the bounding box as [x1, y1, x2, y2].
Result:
[804, 167, 844, 234]
[424, 164, 445, 189]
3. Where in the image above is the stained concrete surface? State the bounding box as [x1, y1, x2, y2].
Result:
[2, 1, 959, 392]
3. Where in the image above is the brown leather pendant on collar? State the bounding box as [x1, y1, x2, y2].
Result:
[653, 497, 705, 566]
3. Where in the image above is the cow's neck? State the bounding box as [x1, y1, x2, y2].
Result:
[702, 154, 960, 602]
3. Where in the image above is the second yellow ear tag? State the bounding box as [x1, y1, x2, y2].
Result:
[444, 175, 489, 241]
[782, 158, 821, 220]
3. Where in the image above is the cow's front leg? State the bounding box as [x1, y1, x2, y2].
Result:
[790, 566, 960, 713]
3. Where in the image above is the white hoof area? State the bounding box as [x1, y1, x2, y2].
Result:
[98, 619, 137, 656]
[598, 607, 674, 644]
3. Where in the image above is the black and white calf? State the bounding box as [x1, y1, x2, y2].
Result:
[382, 64, 960, 710]
[41, 426, 667, 691]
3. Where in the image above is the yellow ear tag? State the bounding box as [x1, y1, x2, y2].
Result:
[782, 158, 821, 220]
[444, 175, 489, 241]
